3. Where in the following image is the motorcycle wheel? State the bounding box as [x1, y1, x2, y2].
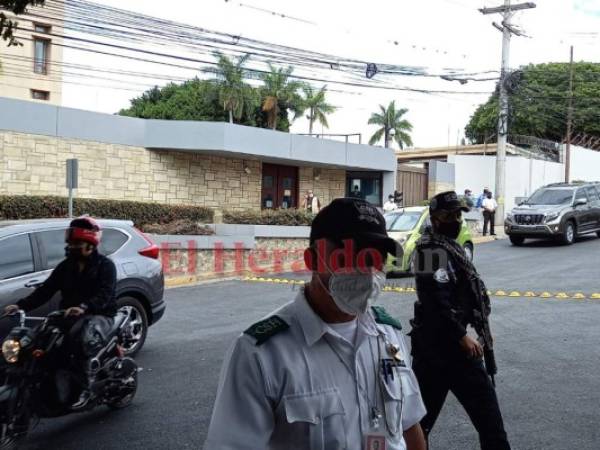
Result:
[106, 358, 138, 410]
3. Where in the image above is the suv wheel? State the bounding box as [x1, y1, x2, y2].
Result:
[561, 221, 576, 245]
[117, 297, 148, 356]
[509, 236, 525, 246]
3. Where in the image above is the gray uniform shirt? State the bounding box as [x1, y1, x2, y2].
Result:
[204, 289, 426, 450]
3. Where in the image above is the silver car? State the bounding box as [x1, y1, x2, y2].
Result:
[0, 219, 165, 355]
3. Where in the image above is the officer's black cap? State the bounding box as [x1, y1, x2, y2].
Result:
[310, 198, 401, 257]
[429, 191, 470, 214]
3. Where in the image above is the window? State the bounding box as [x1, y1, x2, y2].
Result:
[34, 23, 51, 34]
[33, 38, 50, 74]
[36, 229, 66, 270]
[575, 189, 589, 202]
[31, 89, 50, 101]
[98, 229, 129, 255]
[0, 235, 34, 280]
[385, 212, 423, 232]
[526, 189, 574, 206]
[585, 186, 599, 202]
[346, 171, 383, 206]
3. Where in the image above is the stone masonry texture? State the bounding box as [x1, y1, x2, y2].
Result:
[0, 131, 347, 211]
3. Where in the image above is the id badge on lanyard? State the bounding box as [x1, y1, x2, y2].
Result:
[365, 433, 387, 450]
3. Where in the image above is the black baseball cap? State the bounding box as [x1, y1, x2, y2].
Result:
[310, 198, 402, 257]
[430, 191, 470, 214]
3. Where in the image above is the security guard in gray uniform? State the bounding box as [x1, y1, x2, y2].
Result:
[205, 198, 427, 450]
[410, 191, 511, 450]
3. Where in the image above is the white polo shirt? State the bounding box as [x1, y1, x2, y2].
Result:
[204, 289, 426, 450]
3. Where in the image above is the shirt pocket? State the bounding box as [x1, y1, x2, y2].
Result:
[379, 367, 420, 435]
[283, 389, 347, 450]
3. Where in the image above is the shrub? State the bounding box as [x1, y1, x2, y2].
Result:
[223, 208, 314, 226]
[141, 220, 214, 235]
[0, 195, 214, 227]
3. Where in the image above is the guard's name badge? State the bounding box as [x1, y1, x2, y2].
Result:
[366, 434, 387, 450]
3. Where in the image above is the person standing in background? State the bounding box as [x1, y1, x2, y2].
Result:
[482, 191, 498, 236]
[301, 189, 321, 214]
[476, 187, 490, 209]
[383, 194, 398, 212]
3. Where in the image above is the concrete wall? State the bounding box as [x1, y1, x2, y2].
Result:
[450, 154, 564, 216]
[0, 1, 63, 104]
[0, 97, 396, 173]
[428, 160, 455, 198]
[569, 146, 600, 182]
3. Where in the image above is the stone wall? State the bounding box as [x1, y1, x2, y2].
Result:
[0, 131, 259, 211]
[0, 131, 349, 212]
[298, 167, 346, 206]
[160, 237, 310, 286]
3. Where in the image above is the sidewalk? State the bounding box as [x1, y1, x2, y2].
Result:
[472, 228, 506, 244]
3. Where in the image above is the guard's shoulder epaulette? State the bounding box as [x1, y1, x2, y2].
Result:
[371, 306, 402, 330]
[243, 315, 290, 346]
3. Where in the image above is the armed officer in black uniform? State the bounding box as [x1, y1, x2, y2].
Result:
[409, 191, 511, 450]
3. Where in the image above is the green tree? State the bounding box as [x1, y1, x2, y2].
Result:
[119, 79, 228, 122]
[260, 64, 304, 130]
[299, 84, 336, 135]
[368, 101, 413, 149]
[213, 52, 255, 124]
[465, 62, 600, 143]
[1, 0, 45, 45]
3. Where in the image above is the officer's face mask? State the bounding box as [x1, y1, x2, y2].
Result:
[326, 270, 385, 315]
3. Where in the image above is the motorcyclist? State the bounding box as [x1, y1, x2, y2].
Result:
[4, 216, 117, 410]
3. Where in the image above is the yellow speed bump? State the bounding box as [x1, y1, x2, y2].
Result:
[591, 293, 600, 299]
[494, 290, 507, 297]
[508, 291, 521, 297]
[539, 292, 553, 298]
[571, 293, 586, 299]
[524, 291, 537, 297]
[555, 292, 569, 299]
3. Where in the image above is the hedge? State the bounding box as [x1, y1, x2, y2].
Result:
[223, 208, 315, 226]
[0, 195, 214, 227]
[142, 220, 214, 235]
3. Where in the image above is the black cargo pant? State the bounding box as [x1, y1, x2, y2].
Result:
[483, 210, 495, 235]
[412, 356, 511, 450]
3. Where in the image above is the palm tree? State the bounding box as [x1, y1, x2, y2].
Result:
[213, 52, 253, 123]
[260, 64, 304, 130]
[368, 101, 413, 149]
[300, 85, 336, 135]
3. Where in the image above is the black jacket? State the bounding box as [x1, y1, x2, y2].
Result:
[410, 233, 477, 362]
[17, 251, 117, 317]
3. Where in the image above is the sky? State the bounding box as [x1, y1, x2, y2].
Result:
[60, 0, 600, 148]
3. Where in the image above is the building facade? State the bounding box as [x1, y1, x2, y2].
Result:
[0, 1, 63, 104]
[0, 98, 397, 212]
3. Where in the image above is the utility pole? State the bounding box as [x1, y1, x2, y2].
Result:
[565, 45, 574, 183]
[480, 1, 536, 226]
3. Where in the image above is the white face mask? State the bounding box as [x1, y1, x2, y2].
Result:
[324, 270, 385, 315]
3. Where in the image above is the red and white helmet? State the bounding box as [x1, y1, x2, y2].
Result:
[65, 216, 102, 246]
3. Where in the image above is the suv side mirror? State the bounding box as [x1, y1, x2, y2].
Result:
[574, 198, 588, 207]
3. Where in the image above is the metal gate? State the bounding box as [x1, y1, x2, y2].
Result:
[396, 164, 428, 206]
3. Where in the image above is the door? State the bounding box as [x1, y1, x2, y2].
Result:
[0, 233, 42, 338]
[397, 164, 428, 206]
[574, 188, 593, 232]
[261, 163, 299, 209]
[584, 186, 600, 230]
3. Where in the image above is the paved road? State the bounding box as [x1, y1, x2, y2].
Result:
[21, 237, 600, 449]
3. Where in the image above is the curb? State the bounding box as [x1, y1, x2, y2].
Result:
[472, 235, 506, 244]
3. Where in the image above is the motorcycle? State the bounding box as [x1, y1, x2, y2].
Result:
[0, 309, 138, 449]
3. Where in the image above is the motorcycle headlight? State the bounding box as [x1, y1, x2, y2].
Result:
[2, 339, 20, 364]
[545, 212, 559, 222]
